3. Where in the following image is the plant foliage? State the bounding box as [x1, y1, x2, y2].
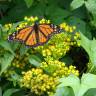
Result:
[0, 0, 96, 96]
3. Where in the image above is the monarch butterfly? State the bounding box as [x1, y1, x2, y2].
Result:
[8, 22, 62, 47]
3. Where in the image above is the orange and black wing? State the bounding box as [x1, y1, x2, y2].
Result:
[25, 30, 38, 47]
[8, 26, 33, 41]
[37, 24, 61, 45]
[39, 24, 61, 36]
[8, 24, 61, 47]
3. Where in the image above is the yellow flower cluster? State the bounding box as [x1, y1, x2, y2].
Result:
[12, 55, 28, 69]
[24, 16, 38, 22]
[60, 23, 76, 32]
[20, 60, 79, 95]
[16, 16, 50, 31]
[34, 18, 80, 60]
[4, 23, 14, 40]
[41, 60, 79, 77]
[4, 23, 12, 31]
[16, 22, 28, 31]
[3, 52, 30, 78]
[60, 22, 80, 46]
[20, 68, 58, 95]
[39, 18, 50, 24]
[36, 32, 75, 60]
[24, 16, 50, 24]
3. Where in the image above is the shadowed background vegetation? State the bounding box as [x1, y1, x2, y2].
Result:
[0, 0, 96, 96]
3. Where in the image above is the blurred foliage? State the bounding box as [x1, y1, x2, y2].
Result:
[0, 0, 96, 96]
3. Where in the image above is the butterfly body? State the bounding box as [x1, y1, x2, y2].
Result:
[33, 22, 39, 44]
[8, 22, 62, 47]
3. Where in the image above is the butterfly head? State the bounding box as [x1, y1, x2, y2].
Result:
[8, 35, 13, 41]
[8, 32, 16, 41]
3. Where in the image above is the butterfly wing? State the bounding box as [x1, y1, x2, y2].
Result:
[8, 24, 61, 47]
[39, 24, 61, 36]
[37, 24, 61, 45]
[21, 24, 61, 47]
[25, 30, 48, 47]
[8, 26, 33, 43]
[25, 30, 38, 47]
[38, 30, 48, 45]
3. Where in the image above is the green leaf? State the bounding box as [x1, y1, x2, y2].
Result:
[83, 88, 96, 96]
[0, 40, 15, 54]
[10, 42, 20, 51]
[72, 6, 88, 19]
[0, 87, 2, 96]
[79, 33, 91, 55]
[58, 75, 80, 96]
[19, 45, 28, 56]
[85, 0, 96, 14]
[28, 55, 41, 67]
[0, 53, 14, 75]
[80, 33, 96, 73]
[0, 24, 2, 39]
[0, 2, 28, 24]
[67, 17, 92, 38]
[24, 0, 33, 8]
[60, 55, 73, 66]
[9, 73, 21, 86]
[67, 16, 92, 39]
[3, 88, 20, 96]
[71, 0, 84, 10]
[78, 73, 96, 96]
[46, 5, 70, 24]
[91, 13, 96, 27]
[57, 73, 96, 96]
[55, 87, 75, 96]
